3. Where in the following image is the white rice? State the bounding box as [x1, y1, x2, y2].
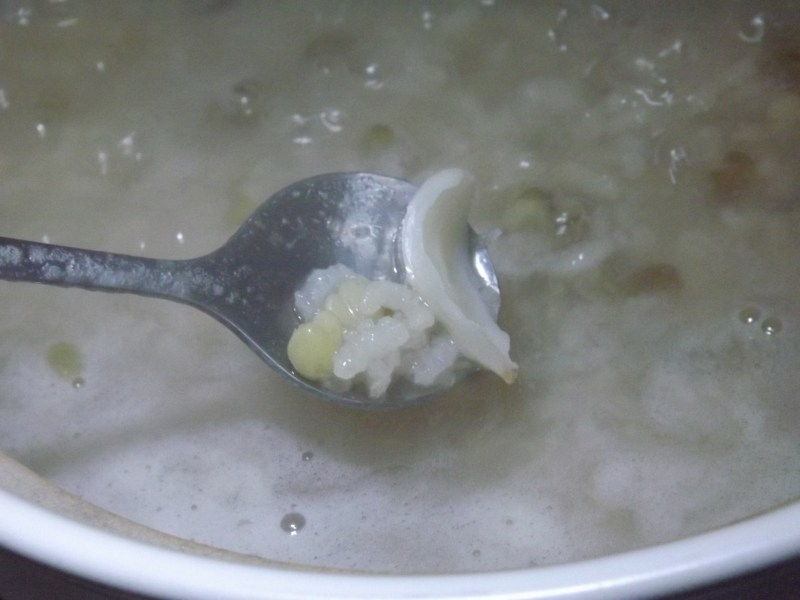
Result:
[293, 264, 458, 397]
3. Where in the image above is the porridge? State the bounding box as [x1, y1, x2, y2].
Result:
[0, 0, 799, 573]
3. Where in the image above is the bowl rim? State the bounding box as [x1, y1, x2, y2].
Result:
[2, 489, 799, 600]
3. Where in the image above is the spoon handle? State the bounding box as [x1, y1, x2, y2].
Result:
[0, 236, 204, 303]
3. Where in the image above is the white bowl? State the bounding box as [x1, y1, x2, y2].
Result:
[2, 445, 800, 599]
[2, 481, 799, 599]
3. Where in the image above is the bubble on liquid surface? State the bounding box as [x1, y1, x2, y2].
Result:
[280, 512, 306, 535]
[739, 306, 761, 325]
[71, 376, 85, 389]
[301, 451, 314, 461]
[232, 78, 266, 120]
[761, 317, 782, 336]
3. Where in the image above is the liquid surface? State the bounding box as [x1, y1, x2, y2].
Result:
[1, 0, 799, 573]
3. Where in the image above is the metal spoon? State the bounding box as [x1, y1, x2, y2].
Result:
[0, 172, 498, 409]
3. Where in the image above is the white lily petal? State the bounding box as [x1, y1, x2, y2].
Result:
[401, 169, 518, 383]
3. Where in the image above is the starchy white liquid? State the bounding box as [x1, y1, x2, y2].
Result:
[1, 1, 799, 573]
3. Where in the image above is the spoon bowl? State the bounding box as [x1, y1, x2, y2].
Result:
[0, 172, 498, 409]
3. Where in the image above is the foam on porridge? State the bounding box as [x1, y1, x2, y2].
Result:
[1, 1, 799, 573]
